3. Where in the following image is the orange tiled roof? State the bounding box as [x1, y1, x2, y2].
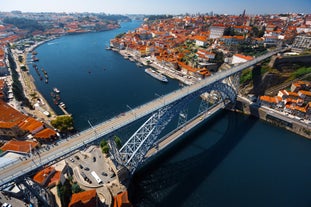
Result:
[0, 140, 38, 153]
[260, 96, 281, 103]
[33, 166, 55, 185]
[47, 171, 61, 187]
[178, 61, 199, 73]
[113, 191, 132, 207]
[69, 189, 97, 207]
[234, 54, 253, 61]
[34, 128, 57, 139]
[18, 117, 43, 133]
[0, 100, 27, 129]
[299, 90, 311, 97]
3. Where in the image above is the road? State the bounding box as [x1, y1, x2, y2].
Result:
[0, 47, 286, 187]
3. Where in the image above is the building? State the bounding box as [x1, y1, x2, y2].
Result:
[0, 140, 38, 153]
[231, 54, 253, 65]
[0, 100, 57, 140]
[0, 79, 8, 100]
[292, 35, 311, 52]
[68, 189, 98, 207]
[209, 24, 225, 39]
[113, 191, 132, 207]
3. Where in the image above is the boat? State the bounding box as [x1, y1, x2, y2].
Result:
[53, 87, 60, 93]
[144, 68, 168, 83]
[136, 62, 143, 67]
[59, 102, 66, 109]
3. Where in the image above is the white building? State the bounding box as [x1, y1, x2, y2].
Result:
[209, 25, 226, 39]
[231, 54, 253, 65]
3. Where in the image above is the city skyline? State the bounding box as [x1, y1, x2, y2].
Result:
[1, 0, 311, 15]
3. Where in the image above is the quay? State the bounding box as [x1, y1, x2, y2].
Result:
[118, 50, 195, 85]
[236, 96, 311, 139]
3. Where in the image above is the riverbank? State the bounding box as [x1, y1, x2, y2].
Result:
[236, 96, 311, 139]
[117, 49, 196, 85]
[11, 38, 59, 124]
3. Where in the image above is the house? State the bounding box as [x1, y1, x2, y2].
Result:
[298, 90, 311, 101]
[69, 189, 98, 207]
[194, 35, 207, 47]
[260, 96, 282, 108]
[0, 100, 57, 140]
[209, 24, 225, 39]
[113, 191, 132, 207]
[0, 79, 8, 100]
[33, 166, 56, 187]
[0, 100, 28, 138]
[291, 81, 311, 92]
[0, 140, 38, 153]
[231, 54, 253, 65]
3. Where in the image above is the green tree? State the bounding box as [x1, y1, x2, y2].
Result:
[51, 115, 74, 132]
[71, 183, 83, 193]
[57, 179, 72, 207]
[114, 135, 122, 149]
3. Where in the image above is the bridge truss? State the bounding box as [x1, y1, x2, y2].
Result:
[118, 80, 237, 172]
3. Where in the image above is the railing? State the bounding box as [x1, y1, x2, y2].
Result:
[0, 48, 286, 187]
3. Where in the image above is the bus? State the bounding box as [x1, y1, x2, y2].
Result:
[91, 171, 103, 184]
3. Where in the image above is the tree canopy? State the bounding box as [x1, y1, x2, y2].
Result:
[51, 115, 74, 132]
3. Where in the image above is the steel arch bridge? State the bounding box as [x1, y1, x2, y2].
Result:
[117, 80, 237, 172]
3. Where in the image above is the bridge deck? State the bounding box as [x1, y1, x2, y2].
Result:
[0, 48, 287, 187]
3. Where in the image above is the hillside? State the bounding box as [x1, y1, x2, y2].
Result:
[239, 54, 311, 96]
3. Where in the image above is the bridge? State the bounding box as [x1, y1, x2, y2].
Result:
[0, 47, 287, 188]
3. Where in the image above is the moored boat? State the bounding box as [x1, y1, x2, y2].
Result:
[144, 68, 168, 83]
[53, 87, 60, 93]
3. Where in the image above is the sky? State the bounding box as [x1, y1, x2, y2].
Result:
[1, 0, 311, 15]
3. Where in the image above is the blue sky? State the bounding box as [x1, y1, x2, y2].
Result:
[1, 0, 311, 15]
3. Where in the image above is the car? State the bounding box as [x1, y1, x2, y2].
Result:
[93, 157, 96, 162]
[84, 167, 90, 171]
[102, 172, 108, 176]
[79, 164, 83, 169]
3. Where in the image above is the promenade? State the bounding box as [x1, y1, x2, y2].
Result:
[9, 39, 58, 124]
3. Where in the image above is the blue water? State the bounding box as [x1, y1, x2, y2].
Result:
[29, 20, 180, 130]
[28, 21, 311, 207]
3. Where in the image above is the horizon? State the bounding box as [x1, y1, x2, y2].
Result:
[1, 0, 311, 15]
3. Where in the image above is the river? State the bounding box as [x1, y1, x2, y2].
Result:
[28, 21, 311, 207]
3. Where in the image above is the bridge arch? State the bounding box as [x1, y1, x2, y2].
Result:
[119, 81, 237, 172]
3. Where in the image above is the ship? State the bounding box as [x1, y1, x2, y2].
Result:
[53, 87, 60, 93]
[144, 68, 168, 83]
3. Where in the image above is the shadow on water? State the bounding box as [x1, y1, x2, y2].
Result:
[129, 111, 259, 207]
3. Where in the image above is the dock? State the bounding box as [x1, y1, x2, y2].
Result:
[58, 104, 70, 116]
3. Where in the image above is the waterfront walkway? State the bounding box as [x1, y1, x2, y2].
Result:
[0, 47, 287, 187]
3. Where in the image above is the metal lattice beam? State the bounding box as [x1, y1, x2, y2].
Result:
[118, 81, 237, 172]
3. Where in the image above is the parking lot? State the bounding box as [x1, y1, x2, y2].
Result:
[66, 146, 117, 188]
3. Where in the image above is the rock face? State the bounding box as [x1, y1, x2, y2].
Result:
[240, 54, 311, 96]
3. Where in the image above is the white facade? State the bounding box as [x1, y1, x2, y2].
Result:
[209, 26, 225, 39]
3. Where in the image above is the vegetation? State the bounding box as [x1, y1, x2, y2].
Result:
[240, 68, 253, 84]
[7, 47, 32, 108]
[3, 17, 44, 32]
[115, 32, 126, 39]
[114, 135, 122, 149]
[57, 179, 72, 207]
[146, 15, 174, 21]
[290, 67, 311, 80]
[237, 43, 267, 57]
[51, 115, 74, 132]
[100, 139, 110, 154]
[71, 182, 84, 194]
